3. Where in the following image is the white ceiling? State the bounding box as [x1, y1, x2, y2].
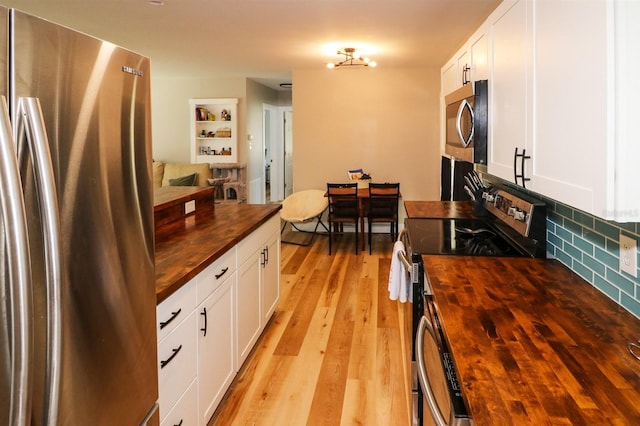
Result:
[3, 0, 501, 90]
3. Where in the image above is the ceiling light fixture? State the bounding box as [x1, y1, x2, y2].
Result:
[327, 48, 376, 69]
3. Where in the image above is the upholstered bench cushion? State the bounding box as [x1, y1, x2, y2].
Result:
[160, 162, 211, 188]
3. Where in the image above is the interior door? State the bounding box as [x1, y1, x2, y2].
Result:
[283, 109, 293, 198]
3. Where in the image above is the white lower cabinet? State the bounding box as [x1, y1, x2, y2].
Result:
[236, 250, 262, 366]
[261, 231, 280, 324]
[156, 212, 281, 425]
[236, 214, 280, 366]
[160, 380, 198, 426]
[157, 300, 198, 422]
[197, 273, 235, 425]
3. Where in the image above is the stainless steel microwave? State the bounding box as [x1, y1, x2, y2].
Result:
[444, 80, 488, 164]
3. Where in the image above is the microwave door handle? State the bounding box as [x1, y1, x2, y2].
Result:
[456, 99, 475, 148]
[416, 315, 450, 426]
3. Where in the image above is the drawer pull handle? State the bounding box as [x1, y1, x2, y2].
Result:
[173, 420, 183, 426]
[629, 341, 640, 361]
[200, 307, 208, 337]
[215, 267, 229, 279]
[160, 345, 182, 369]
[159, 308, 182, 330]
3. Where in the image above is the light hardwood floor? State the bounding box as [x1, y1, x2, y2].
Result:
[209, 229, 411, 425]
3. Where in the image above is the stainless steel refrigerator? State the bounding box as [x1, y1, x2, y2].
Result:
[0, 7, 158, 425]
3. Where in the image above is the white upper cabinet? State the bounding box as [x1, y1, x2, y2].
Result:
[531, 0, 609, 217]
[486, 0, 533, 186]
[469, 23, 489, 82]
[532, 0, 640, 221]
[441, 24, 489, 96]
[456, 0, 640, 222]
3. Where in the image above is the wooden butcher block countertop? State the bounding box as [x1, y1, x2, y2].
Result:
[155, 203, 281, 304]
[423, 255, 640, 425]
[404, 200, 474, 218]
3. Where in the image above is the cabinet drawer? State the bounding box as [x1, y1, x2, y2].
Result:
[160, 378, 197, 426]
[197, 247, 236, 304]
[158, 311, 197, 419]
[157, 278, 197, 341]
[237, 214, 280, 266]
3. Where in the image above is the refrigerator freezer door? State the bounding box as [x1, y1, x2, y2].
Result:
[11, 10, 158, 425]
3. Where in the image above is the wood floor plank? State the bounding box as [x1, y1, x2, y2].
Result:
[307, 319, 355, 424]
[209, 232, 406, 425]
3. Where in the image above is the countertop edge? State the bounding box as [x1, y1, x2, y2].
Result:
[155, 203, 281, 304]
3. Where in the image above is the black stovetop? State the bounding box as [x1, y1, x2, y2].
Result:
[405, 217, 527, 257]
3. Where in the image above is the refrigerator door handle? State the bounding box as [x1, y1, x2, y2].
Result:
[0, 96, 33, 426]
[16, 97, 63, 426]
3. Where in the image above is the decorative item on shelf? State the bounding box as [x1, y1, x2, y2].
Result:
[216, 127, 232, 138]
[195, 107, 211, 121]
[327, 47, 377, 69]
[220, 109, 230, 121]
[200, 146, 217, 155]
[206, 131, 215, 137]
[208, 112, 215, 121]
[220, 147, 232, 156]
[200, 129, 206, 137]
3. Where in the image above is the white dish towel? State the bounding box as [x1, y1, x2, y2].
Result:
[388, 240, 411, 303]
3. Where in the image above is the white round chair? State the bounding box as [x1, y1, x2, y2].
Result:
[280, 189, 329, 245]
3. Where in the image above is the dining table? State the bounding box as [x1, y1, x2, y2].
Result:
[326, 186, 401, 251]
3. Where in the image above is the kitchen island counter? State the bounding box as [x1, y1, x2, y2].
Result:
[155, 203, 281, 304]
[423, 254, 640, 424]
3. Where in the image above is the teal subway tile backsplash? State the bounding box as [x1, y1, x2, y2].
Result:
[545, 198, 640, 319]
[483, 177, 640, 319]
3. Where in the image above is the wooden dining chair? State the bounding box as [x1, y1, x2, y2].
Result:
[367, 182, 400, 254]
[326, 183, 359, 255]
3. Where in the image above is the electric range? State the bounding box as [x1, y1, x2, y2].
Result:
[406, 187, 547, 258]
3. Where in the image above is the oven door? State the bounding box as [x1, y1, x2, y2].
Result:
[415, 312, 472, 426]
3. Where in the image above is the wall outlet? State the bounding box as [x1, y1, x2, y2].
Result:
[620, 233, 638, 278]
[184, 200, 196, 215]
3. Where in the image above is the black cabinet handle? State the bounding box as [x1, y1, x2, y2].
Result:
[159, 308, 182, 330]
[462, 64, 470, 85]
[260, 248, 266, 267]
[514, 147, 531, 188]
[160, 345, 182, 369]
[264, 245, 269, 264]
[200, 307, 207, 337]
[215, 267, 229, 280]
[173, 420, 183, 426]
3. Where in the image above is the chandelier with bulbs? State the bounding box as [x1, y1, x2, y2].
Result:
[327, 48, 377, 69]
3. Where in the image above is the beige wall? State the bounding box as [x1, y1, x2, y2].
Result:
[292, 67, 442, 202]
[150, 69, 442, 204]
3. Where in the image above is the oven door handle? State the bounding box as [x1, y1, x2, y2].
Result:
[397, 228, 411, 272]
[416, 315, 449, 426]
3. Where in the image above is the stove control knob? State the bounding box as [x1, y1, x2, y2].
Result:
[507, 207, 527, 222]
[514, 210, 527, 222]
